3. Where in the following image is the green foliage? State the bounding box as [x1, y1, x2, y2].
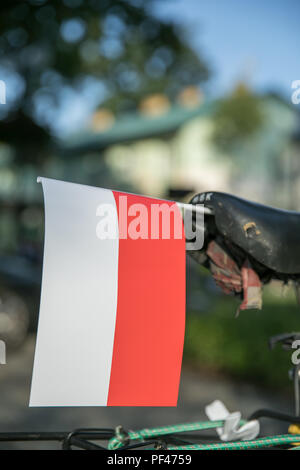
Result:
[211, 84, 264, 152]
[184, 291, 300, 388]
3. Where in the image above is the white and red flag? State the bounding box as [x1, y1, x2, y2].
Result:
[30, 177, 186, 406]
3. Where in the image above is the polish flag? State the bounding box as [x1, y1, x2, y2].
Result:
[30, 178, 186, 407]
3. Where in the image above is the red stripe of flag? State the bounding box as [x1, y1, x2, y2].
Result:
[107, 192, 186, 406]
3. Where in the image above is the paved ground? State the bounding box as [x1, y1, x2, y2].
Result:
[0, 335, 294, 449]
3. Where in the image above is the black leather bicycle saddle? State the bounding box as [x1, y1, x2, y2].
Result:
[190, 192, 300, 275]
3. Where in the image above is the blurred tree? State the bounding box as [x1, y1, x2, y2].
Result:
[211, 83, 264, 153]
[0, 0, 209, 162]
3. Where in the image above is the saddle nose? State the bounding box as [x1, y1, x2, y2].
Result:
[190, 191, 300, 275]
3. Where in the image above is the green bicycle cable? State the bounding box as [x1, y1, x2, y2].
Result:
[166, 434, 300, 450]
[108, 420, 300, 450]
[108, 420, 226, 450]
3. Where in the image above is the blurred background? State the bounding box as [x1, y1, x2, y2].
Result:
[0, 0, 300, 448]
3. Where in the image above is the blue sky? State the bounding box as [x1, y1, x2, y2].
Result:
[154, 0, 300, 98]
[5, 0, 296, 136]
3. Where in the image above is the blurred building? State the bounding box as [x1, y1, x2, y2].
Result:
[60, 91, 300, 208]
[0, 88, 299, 340]
[0, 88, 299, 260]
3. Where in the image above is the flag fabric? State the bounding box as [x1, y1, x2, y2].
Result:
[30, 177, 186, 407]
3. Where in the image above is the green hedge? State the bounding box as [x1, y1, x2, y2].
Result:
[183, 285, 300, 388]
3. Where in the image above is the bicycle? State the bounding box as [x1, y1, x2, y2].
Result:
[1, 191, 300, 450]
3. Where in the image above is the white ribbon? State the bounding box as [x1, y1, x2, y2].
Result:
[205, 400, 260, 441]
